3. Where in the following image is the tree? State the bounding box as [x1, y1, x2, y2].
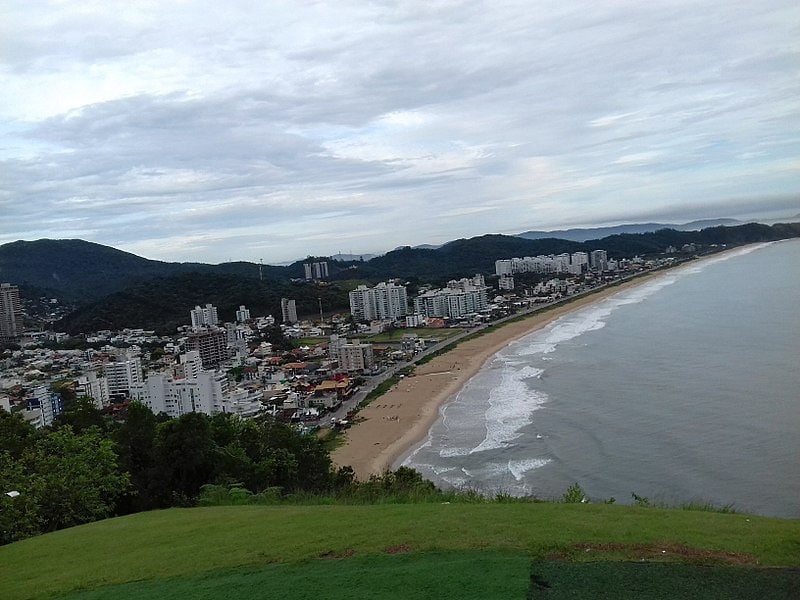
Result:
[0, 409, 36, 459]
[0, 451, 41, 545]
[25, 427, 129, 532]
[153, 412, 216, 505]
[0, 426, 129, 544]
[114, 402, 159, 512]
[53, 395, 107, 434]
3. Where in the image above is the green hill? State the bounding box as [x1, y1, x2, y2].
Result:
[1, 503, 798, 599]
[0, 239, 204, 302]
[5, 222, 800, 333]
[6, 223, 800, 304]
[55, 272, 353, 334]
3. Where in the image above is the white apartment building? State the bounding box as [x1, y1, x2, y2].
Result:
[496, 251, 606, 276]
[570, 252, 589, 275]
[25, 385, 62, 427]
[75, 370, 110, 409]
[105, 357, 143, 398]
[235, 305, 251, 323]
[329, 335, 375, 372]
[590, 250, 609, 272]
[304, 261, 329, 280]
[131, 369, 262, 419]
[225, 322, 248, 357]
[498, 274, 515, 290]
[405, 314, 426, 328]
[495, 260, 513, 276]
[349, 282, 408, 321]
[190, 304, 219, 329]
[413, 279, 488, 320]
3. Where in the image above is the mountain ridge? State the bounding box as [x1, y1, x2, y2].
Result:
[3, 221, 800, 333]
[515, 218, 744, 242]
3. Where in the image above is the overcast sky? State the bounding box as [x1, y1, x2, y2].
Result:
[2, 1, 799, 264]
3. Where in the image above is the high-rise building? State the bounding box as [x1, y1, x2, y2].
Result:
[25, 385, 63, 427]
[0, 283, 24, 343]
[186, 329, 228, 368]
[75, 370, 110, 409]
[190, 304, 219, 329]
[349, 282, 408, 321]
[281, 298, 298, 324]
[413, 279, 488, 320]
[130, 368, 262, 418]
[235, 305, 251, 323]
[104, 357, 143, 398]
[304, 261, 329, 280]
[570, 252, 589, 275]
[329, 336, 374, 372]
[590, 250, 609, 272]
[498, 275, 515, 290]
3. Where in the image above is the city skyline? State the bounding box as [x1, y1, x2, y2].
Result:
[2, 2, 799, 264]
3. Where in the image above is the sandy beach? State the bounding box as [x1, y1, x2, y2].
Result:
[332, 273, 662, 479]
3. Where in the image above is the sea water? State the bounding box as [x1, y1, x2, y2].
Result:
[404, 239, 800, 517]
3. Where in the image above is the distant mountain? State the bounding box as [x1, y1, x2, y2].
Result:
[6, 221, 800, 331]
[516, 219, 744, 242]
[677, 218, 743, 230]
[348, 222, 799, 282]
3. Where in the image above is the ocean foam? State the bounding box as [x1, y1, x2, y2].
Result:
[470, 365, 547, 454]
[508, 458, 551, 481]
[439, 447, 471, 458]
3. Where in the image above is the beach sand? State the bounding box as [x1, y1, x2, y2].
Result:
[331, 274, 661, 479]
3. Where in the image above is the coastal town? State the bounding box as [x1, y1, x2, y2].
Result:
[0, 248, 689, 433]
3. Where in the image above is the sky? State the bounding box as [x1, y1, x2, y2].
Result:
[2, 1, 799, 264]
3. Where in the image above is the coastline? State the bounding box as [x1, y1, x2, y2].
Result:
[331, 271, 666, 479]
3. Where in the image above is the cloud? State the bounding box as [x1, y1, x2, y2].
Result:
[1, 1, 799, 262]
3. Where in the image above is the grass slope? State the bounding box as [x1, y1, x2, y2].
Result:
[527, 561, 800, 599]
[55, 551, 533, 600]
[1, 503, 799, 599]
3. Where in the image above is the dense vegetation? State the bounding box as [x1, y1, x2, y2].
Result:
[1, 398, 476, 547]
[0, 402, 351, 545]
[56, 273, 353, 334]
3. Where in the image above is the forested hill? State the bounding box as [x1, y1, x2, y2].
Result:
[0, 239, 324, 302]
[346, 235, 585, 282]
[56, 272, 353, 335]
[4, 222, 800, 315]
[0, 239, 186, 301]
[344, 222, 800, 281]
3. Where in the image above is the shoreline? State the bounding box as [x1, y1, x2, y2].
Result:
[330, 246, 758, 479]
[331, 272, 663, 479]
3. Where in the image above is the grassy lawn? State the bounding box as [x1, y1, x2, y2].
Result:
[53, 550, 532, 600]
[364, 328, 461, 343]
[292, 337, 326, 347]
[528, 561, 800, 599]
[2, 503, 799, 599]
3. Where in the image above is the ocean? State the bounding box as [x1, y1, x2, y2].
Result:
[403, 239, 800, 517]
